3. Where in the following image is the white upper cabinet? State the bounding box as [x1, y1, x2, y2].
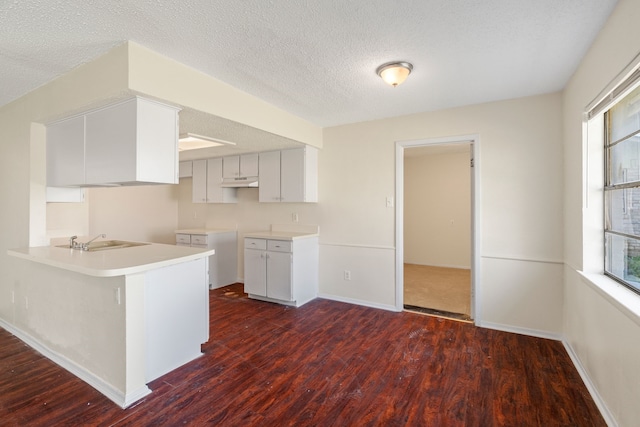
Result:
[192, 158, 237, 203]
[47, 115, 85, 187]
[223, 153, 259, 178]
[192, 159, 208, 203]
[241, 153, 259, 177]
[222, 155, 240, 178]
[258, 150, 282, 202]
[47, 97, 180, 187]
[258, 147, 317, 203]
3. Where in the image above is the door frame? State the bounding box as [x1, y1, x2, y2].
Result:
[395, 134, 481, 322]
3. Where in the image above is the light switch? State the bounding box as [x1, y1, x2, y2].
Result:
[386, 196, 394, 208]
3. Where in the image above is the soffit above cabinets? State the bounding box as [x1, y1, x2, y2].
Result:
[177, 107, 304, 161]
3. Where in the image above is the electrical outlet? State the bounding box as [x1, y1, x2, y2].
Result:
[292, 213, 299, 223]
[344, 270, 351, 280]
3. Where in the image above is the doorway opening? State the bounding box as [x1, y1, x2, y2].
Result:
[395, 135, 480, 323]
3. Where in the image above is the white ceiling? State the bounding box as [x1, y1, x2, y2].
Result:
[1, 0, 618, 129]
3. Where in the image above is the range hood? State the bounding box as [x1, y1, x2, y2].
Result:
[220, 176, 259, 188]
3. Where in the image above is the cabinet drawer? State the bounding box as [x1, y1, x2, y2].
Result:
[245, 238, 267, 250]
[267, 240, 292, 252]
[191, 234, 208, 246]
[176, 233, 191, 245]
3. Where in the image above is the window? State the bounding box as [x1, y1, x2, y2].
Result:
[605, 83, 640, 294]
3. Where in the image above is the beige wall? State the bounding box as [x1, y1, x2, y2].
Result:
[404, 149, 471, 269]
[320, 93, 564, 332]
[88, 185, 180, 244]
[563, 0, 640, 425]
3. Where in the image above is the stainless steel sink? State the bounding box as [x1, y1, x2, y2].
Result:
[56, 240, 149, 251]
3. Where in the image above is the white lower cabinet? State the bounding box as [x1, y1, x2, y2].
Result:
[244, 236, 318, 307]
[176, 230, 238, 289]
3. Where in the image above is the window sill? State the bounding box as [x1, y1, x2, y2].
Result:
[578, 271, 640, 327]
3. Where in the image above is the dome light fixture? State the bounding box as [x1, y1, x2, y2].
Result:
[376, 61, 413, 87]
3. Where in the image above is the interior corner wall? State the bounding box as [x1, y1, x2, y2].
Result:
[320, 92, 564, 334]
[404, 150, 471, 269]
[562, 0, 640, 425]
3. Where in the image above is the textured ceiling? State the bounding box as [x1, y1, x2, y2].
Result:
[0, 0, 619, 129]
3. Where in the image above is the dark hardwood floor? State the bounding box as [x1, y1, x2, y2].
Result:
[1, 283, 605, 426]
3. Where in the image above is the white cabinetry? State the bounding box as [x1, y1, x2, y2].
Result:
[192, 158, 237, 203]
[243, 235, 318, 306]
[46, 187, 85, 203]
[47, 115, 85, 187]
[223, 153, 259, 178]
[47, 97, 180, 187]
[258, 147, 318, 203]
[145, 258, 209, 381]
[176, 229, 238, 288]
[179, 161, 193, 178]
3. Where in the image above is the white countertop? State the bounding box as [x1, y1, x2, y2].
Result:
[243, 230, 319, 241]
[175, 228, 236, 235]
[8, 242, 215, 278]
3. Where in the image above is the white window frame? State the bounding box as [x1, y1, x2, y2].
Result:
[602, 89, 640, 295]
[582, 53, 640, 312]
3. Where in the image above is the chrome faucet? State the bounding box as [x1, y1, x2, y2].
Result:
[69, 235, 79, 249]
[81, 233, 106, 251]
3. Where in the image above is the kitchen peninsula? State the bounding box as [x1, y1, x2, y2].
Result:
[6, 241, 214, 408]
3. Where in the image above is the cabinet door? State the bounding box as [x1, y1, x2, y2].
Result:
[258, 151, 281, 202]
[135, 98, 179, 184]
[222, 156, 240, 178]
[206, 158, 224, 202]
[280, 148, 305, 202]
[47, 116, 85, 187]
[244, 249, 267, 296]
[192, 159, 208, 203]
[85, 98, 137, 185]
[266, 251, 293, 301]
[240, 153, 259, 177]
[207, 158, 237, 203]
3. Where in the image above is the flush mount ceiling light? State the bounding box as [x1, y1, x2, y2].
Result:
[376, 61, 413, 87]
[178, 133, 236, 151]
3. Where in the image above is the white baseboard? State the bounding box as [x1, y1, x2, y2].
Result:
[404, 262, 471, 270]
[476, 320, 562, 341]
[0, 319, 151, 409]
[317, 293, 399, 312]
[562, 339, 617, 427]
[478, 320, 615, 425]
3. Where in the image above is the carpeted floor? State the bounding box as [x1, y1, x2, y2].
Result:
[404, 264, 471, 318]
